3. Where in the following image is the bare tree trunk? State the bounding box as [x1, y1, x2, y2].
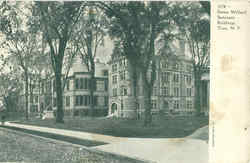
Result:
[89, 60, 95, 117]
[194, 72, 202, 116]
[55, 68, 64, 123]
[127, 60, 139, 119]
[142, 70, 152, 126]
[24, 71, 29, 120]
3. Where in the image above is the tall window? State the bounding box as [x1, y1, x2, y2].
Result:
[79, 78, 84, 89]
[174, 100, 179, 109]
[120, 87, 128, 96]
[187, 100, 192, 110]
[112, 75, 117, 84]
[96, 80, 105, 91]
[66, 96, 70, 106]
[174, 87, 179, 97]
[173, 74, 179, 83]
[112, 64, 117, 73]
[66, 80, 70, 90]
[151, 100, 157, 109]
[162, 87, 169, 96]
[119, 71, 126, 81]
[75, 78, 79, 89]
[186, 75, 191, 85]
[161, 61, 167, 69]
[104, 96, 108, 106]
[34, 96, 39, 103]
[75, 95, 90, 106]
[187, 88, 192, 97]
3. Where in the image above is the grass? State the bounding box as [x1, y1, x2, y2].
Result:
[0, 128, 144, 163]
[0, 125, 107, 147]
[15, 114, 208, 138]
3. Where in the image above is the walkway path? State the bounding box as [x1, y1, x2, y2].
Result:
[4, 122, 208, 163]
[4, 122, 125, 144]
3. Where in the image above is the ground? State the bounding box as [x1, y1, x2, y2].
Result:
[0, 128, 142, 163]
[15, 114, 208, 138]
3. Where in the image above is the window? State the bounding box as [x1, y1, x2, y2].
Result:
[162, 72, 170, 83]
[41, 82, 45, 94]
[113, 88, 117, 96]
[104, 96, 108, 106]
[186, 75, 191, 85]
[104, 80, 108, 91]
[112, 64, 117, 72]
[161, 61, 167, 69]
[75, 78, 79, 89]
[173, 74, 179, 83]
[162, 87, 169, 96]
[34, 96, 39, 103]
[80, 78, 84, 89]
[187, 88, 192, 96]
[66, 96, 70, 106]
[174, 87, 179, 97]
[120, 87, 128, 96]
[151, 100, 157, 109]
[75, 78, 90, 90]
[112, 75, 118, 84]
[119, 71, 126, 81]
[75, 95, 90, 106]
[96, 80, 105, 91]
[66, 80, 70, 90]
[187, 100, 192, 110]
[103, 70, 108, 76]
[84, 95, 90, 106]
[174, 100, 179, 109]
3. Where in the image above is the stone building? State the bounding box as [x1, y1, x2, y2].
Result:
[108, 40, 201, 118]
[109, 54, 195, 118]
[51, 57, 109, 116]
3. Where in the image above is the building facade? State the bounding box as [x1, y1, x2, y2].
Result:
[109, 53, 196, 118]
[51, 57, 109, 116]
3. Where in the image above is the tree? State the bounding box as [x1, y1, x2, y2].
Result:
[171, 2, 210, 115]
[70, 5, 107, 116]
[98, 2, 172, 125]
[0, 1, 43, 120]
[32, 1, 86, 123]
[0, 68, 22, 113]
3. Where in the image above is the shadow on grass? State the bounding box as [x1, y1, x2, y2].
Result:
[0, 125, 108, 147]
[13, 115, 209, 139]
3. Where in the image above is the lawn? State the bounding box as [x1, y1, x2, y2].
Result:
[0, 128, 144, 163]
[15, 115, 208, 138]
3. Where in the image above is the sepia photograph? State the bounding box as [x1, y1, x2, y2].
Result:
[0, 1, 210, 163]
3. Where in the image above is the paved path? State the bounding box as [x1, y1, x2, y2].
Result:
[94, 138, 207, 163]
[4, 122, 125, 144]
[4, 122, 208, 163]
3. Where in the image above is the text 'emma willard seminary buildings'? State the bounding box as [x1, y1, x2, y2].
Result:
[109, 41, 209, 118]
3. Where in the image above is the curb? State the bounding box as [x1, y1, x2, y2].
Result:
[0, 126, 156, 163]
